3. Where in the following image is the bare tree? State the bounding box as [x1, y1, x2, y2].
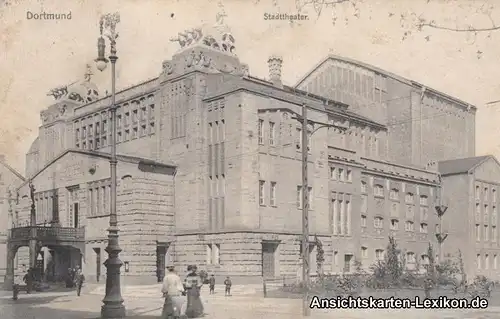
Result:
[284, 0, 499, 58]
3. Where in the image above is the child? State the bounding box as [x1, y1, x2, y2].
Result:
[209, 274, 215, 294]
[224, 276, 232, 296]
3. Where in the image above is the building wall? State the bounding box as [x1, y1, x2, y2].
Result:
[296, 58, 475, 168]
[472, 157, 500, 280]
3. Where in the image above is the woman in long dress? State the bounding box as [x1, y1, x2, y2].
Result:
[184, 265, 204, 318]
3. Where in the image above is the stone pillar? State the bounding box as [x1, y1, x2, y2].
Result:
[4, 245, 17, 289]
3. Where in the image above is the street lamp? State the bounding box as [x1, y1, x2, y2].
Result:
[95, 12, 126, 319]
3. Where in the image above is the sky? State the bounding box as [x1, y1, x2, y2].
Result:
[1, 0, 500, 173]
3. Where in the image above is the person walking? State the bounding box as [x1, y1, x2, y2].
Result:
[224, 276, 232, 296]
[161, 265, 186, 319]
[74, 266, 85, 297]
[209, 275, 215, 294]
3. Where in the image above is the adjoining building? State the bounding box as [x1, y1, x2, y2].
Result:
[438, 156, 500, 281]
[2, 24, 492, 285]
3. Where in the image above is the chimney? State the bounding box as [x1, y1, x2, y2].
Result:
[268, 55, 283, 87]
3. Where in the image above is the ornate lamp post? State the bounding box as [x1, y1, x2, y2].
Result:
[95, 12, 126, 318]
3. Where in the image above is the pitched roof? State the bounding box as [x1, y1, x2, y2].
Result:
[438, 156, 491, 176]
[295, 54, 477, 111]
[18, 148, 176, 189]
[0, 157, 25, 181]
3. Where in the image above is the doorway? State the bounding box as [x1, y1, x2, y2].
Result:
[261, 242, 278, 278]
[156, 245, 168, 282]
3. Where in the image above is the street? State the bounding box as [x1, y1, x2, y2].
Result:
[1, 284, 500, 319]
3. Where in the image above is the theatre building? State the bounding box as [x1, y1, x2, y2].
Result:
[3, 25, 490, 284]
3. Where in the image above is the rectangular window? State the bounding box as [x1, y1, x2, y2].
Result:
[258, 119, 264, 145]
[485, 254, 490, 270]
[270, 182, 277, 206]
[259, 180, 265, 205]
[346, 169, 352, 182]
[297, 186, 302, 208]
[476, 224, 481, 241]
[493, 226, 497, 242]
[420, 196, 428, 206]
[330, 167, 337, 180]
[485, 225, 489, 241]
[338, 168, 344, 181]
[269, 121, 275, 146]
[477, 254, 481, 269]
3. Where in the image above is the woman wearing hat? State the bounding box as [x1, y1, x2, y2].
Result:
[184, 265, 204, 318]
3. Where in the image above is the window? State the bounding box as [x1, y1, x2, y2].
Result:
[338, 168, 345, 181]
[296, 128, 302, 149]
[476, 203, 481, 216]
[330, 167, 337, 180]
[494, 189, 497, 202]
[420, 207, 429, 220]
[361, 247, 368, 259]
[485, 225, 489, 241]
[405, 192, 414, 204]
[374, 217, 383, 228]
[296, 186, 313, 209]
[405, 221, 414, 231]
[346, 170, 353, 182]
[390, 189, 399, 200]
[476, 186, 480, 200]
[477, 254, 481, 269]
[406, 252, 416, 263]
[375, 249, 384, 261]
[493, 226, 497, 242]
[269, 121, 275, 146]
[476, 224, 481, 241]
[485, 254, 490, 269]
[361, 181, 367, 193]
[259, 180, 265, 205]
[390, 219, 399, 230]
[420, 223, 428, 233]
[420, 195, 428, 206]
[270, 182, 277, 206]
[361, 215, 367, 227]
[485, 187, 489, 201]
[258, 119, 264, 145]
[374, 185, 384, 197]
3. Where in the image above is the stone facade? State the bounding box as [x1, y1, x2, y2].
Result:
[295, 55, 476, 168]
[440, 156, 500, 281]
[5, 26, 494, 285]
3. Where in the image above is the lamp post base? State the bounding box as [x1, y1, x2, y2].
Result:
[101, 304, 126, 319]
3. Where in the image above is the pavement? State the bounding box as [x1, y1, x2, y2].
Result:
[1, 284, 500, 318]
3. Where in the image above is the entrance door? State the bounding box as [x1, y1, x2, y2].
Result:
[262, 243, 276, 278]
[156, 246, 167, 282]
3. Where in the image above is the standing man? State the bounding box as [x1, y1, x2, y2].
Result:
[209, 275, 215, 294]
[161, 265, 186, 319]
[224, 276, 232, 297]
